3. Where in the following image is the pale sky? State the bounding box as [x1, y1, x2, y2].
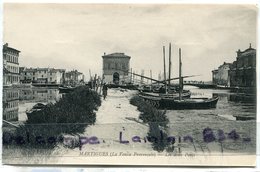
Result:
[3, 4, 257, 81]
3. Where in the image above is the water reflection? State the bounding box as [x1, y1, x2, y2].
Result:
[3, 88, 19, 121]
[228, 94, 256, 103]
[19, 88, 61, 103]
[3, 87, 61, 122]
[3, 86, 256, 123]
[185, 86, 256, 121]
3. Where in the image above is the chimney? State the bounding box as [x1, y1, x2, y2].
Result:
[104, 52, 106, 56]
[236, 49, 241, 57]
[249, 43, 252, 48]
[3, 43, 8, 49]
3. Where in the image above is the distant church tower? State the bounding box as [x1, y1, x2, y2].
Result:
[102, 52, 131, 85]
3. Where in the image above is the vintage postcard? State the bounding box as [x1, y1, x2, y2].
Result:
[2, 3, 257, 166]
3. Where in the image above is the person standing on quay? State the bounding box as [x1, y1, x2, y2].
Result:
[102, 83, 108, 100]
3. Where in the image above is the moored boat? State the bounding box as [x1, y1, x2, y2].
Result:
[161, 96, 219, 109]
[139, 89, 191, 99]
[59, 86, 76, 93]
[26, 103, 47, 119]
[139, 46, 219, 110]
[139, 94, 218, 109]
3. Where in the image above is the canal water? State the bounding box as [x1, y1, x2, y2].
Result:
[2, 86, 256, 163]
[164, 86, 256, 154]
[3, 87, 62, 122]
[3, 85, 256, 123]
[184, 85, 256, 121]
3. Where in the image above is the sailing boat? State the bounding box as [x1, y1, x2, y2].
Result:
[139, 47, 219, 109]
[159, 48, 219, 109]
[139, 43, 191, 100]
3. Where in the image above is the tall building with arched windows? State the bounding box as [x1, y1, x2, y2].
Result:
[102, 52, 131, 85]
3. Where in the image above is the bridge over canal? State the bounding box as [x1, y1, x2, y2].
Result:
[183, 81, 216, 89]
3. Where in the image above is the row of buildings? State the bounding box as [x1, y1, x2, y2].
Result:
[19, 67, 85, 86]
[212, 44, 256, 88]
[3, 43, 133, 87]
[3, 43, 85, 86]
[3, 43, 85, 121]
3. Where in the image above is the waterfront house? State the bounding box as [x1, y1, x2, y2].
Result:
[102, 52, 131, 85]
[229, 44, 256, 87]
[212, 44, 256, 88]
[3, 43, 20, 86]
[64, 70, 85, 86]
[20, 67, 65, 85]
[212, 62, 232, 87]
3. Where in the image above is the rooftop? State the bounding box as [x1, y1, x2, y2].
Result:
[237, 43, 256, 56]
[102, 52, 131, 59]
[21, 67, 65, 72]
[66, 70, 83, 75]
[3, 43, 20, 53]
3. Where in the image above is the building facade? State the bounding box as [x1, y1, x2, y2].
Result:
[3, 43, 20, 85]
[212, 62, 232, 86]
[229, 44, 256, 87]
[102, 52, 131, 84]
[64, 70, 85, 86]
[20, 67, 65, 84]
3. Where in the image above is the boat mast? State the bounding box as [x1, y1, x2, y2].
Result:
[163, 46, 167, 94]
[168, 43, 172, 86]
[150, 70, 152, 84]
[130, 68, 132, 84]
[179, 48, 183, 100]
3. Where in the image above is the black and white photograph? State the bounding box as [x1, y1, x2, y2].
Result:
[2, 3, 257, 166]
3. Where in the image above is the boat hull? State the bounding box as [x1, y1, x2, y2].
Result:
[139, 94, 219, 110]
[161, 97, 219, 109]
[139, 90, 191, 99]
[26, 103, 47, 120]
[59, 87, 75, 93]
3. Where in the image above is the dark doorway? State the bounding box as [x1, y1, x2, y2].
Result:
[113, 72, 120, 84]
